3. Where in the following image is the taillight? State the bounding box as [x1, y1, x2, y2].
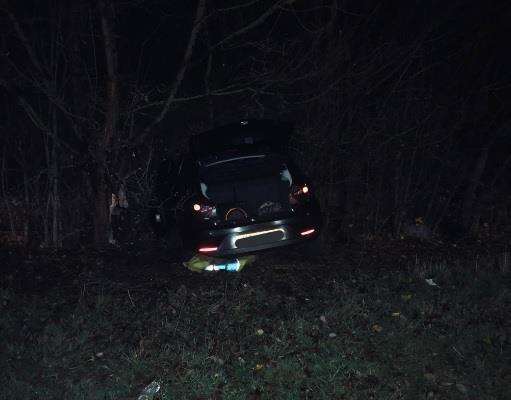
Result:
[293, 184, 309, 196]
[198, 246, 218, 253]
[192, 201, 217, 219]
[289, 184, 310, 205]
[300, 228, 315, 236]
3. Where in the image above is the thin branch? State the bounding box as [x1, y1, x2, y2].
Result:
[142, 0, 206, 137]
[217, 0, 263, 12]
[211, 0, 296, 51]
[130, 87, 256, 113]
[5, 8, 46, 78]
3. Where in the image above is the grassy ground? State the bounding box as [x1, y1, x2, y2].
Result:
[0, 240, 510, 399]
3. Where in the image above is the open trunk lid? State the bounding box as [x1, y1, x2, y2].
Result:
[191, 120, 291, 158]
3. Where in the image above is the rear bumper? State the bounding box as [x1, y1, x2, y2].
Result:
[186, 214, 321, 257]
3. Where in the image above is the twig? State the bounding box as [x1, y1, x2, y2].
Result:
[127, 289, 136, 308]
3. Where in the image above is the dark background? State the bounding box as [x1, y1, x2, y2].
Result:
[1, 0, 510, 247]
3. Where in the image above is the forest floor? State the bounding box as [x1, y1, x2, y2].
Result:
[0, 238, 510, 399]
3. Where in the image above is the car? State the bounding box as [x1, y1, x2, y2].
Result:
[151, 119, 322, 258]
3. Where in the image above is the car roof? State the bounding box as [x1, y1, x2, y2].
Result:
[190, 119, 292, 158]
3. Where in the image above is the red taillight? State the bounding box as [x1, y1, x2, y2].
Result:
[192, 201, 217, 218]
[300, 228, 315, 236]
[198, 246, 218, 253]
[292, 184, 309, 196]
[290, 184, 310, 205]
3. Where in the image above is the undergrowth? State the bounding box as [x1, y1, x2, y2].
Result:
[0, 251, 509, 399]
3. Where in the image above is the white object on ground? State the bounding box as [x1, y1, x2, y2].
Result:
[425, 278, 440, 287]
[137, 381, 161, 400]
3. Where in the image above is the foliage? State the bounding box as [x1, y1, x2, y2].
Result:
[0, 1, 510, 246]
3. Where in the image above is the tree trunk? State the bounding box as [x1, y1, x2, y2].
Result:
[94, 0, 119, 247]
[93, 154, 110, 245]
[50, 106, 61, 246]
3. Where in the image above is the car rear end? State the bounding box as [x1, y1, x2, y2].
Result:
[181, 151, 321, 257]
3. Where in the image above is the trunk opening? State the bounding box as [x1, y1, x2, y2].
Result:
[198, 154, 292, 221]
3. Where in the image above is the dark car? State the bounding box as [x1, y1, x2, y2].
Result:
[151, 120, 322, 258]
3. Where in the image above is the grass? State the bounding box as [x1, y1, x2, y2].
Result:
[0, 245, 510, 399]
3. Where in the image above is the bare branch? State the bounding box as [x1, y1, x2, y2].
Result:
[131, 86, 257, 113]
[211, 0, 296, 50]
[217, 0, 263, 12]
[143, 0, 206, 137]
[5, 8, 47, 79]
